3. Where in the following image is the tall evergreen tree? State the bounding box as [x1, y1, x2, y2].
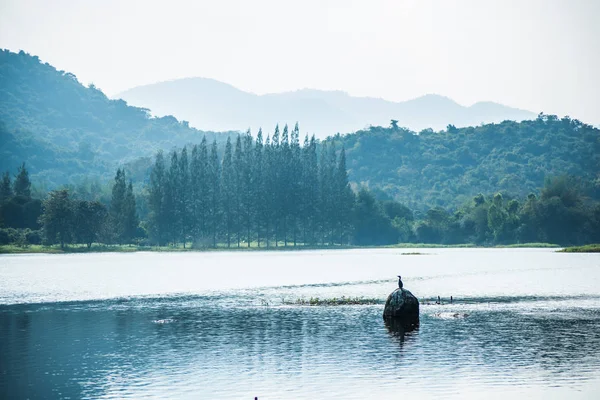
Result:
[148, 151, 167, 245]
[123, 181, 139, 244]
[198, 137, 210, 241]
[290, 123, 301, 246]
[264, 134, 273, 247]
[271, 126, 280, 246]
[208, 140, 221, 247]
[110, 168, 127, 244]
[13, 162, 31, 198]
[167, 151, 180, 245]
[190, 144, 202, 242]
[233, 135, 243, 247]
[0, 171, 12, 202]
[242, 130, 254, 247]
[336, 146, 355, 244]
[254, 129, 264, 247]
[221, 138, 234, 247]
[318, 142, 330, 245]
[280, 125, 291, 246]
[178, 147, 191, 247]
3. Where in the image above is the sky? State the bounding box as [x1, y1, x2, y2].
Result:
[1, 0, 598, 125]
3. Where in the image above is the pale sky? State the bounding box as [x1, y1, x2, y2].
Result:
[1, 0, 598, 125]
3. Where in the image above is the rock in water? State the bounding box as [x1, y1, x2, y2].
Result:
[383, 288, 419, 331]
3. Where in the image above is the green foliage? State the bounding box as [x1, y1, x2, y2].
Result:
[145, 128, 355, 248]
[0, 49, 233, 188]
[13, 162, 31, 197]
[559, 244, 600, 253]
[39, 190, 73, 248]
[74, 200, 107, 248]
[327, 114, 600, 211]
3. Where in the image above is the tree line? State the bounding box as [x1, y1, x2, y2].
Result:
[0, 164, 138, 248]
[1, 134, 599, 248]
[147, 124, 354, 247]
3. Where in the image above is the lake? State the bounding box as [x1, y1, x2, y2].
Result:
[1, 248, 600, 399]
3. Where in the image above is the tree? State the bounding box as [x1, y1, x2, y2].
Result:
[148, 151, 167, 245]
[353, 189, 397, 245]
[336, 146, 355, 244]
[0, 171, 12, 202]
[13, 162, 31, 198]
[207, 140, 221, 247]
[39, 189, 73, 248]
[242, 130, 254, 247]
[74, 200, 107, 248]
[221, 137, 235, 247]
[109, 168, 127, 244]
[122, 182, 139, 244]
[178, 147, 191, 247]
[254, 129, 265, 247]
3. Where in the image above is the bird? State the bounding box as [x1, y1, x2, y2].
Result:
[397, 275, 403, 289]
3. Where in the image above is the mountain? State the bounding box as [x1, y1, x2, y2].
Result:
[326, 117, 600, 210]
[116, 78, 536, 138]
[0, 50, 232, 187]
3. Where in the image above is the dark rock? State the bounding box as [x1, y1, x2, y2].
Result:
[383, 288, 419, 331]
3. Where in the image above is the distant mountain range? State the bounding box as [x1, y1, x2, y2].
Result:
[116, 78, 536, 138]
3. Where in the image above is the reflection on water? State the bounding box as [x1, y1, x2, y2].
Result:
[1, 249, 600, 399]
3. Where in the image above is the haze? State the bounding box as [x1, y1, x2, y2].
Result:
[0, 0, 598, 126]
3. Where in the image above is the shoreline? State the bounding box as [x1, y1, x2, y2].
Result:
[0, 242, 567, 255]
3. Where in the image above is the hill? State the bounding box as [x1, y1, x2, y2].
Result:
[0, 50, 233, 187]
[116, 78, 536, 138]
[327, 117, 600, 210]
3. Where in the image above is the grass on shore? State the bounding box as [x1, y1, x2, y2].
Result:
[558, 244, 600, 253]
[0, 241, 565, 255]
[283, 296, 383, 306]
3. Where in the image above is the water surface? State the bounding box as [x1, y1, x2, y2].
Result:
[1, 249, 599, 399]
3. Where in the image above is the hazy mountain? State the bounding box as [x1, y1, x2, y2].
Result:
[116, 78, 536, 138]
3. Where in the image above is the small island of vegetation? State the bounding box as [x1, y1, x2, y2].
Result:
[558, 244, 600, 253]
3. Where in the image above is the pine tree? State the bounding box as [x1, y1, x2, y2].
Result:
[242, 130, 254, 247]
[190, 144, 202, 242]
[13, 162, 31, 198]
[280, 125, 291, 246]
[208, 140, 221, 248]
[319, 142, 329, 245]
[167, 152, 179, 245]
[149, 151, 167, 245]
[271, 126, 280, 246]
[110, 168, 127, 244]
[301, 135, 319, 245]
[0, 171, 12, 202]
[328, 142, 338, 244]
[290, 123, 301, 246]
[199, 138, 210, 241]
[254, 129, 264, 247]
[264, 134, 273, 247]
[123, 181, 139, 244]
[178, 147, 190, 247]
[221, 137, 234, 247]
[336, 146, 355, 245]
[233, 135, 243, 247]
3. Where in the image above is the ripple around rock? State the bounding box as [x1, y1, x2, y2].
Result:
[383, 288, 420, 332]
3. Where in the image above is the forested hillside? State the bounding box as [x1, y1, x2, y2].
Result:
[329, 116, 600, 210]
[0, 49, 232, 187]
